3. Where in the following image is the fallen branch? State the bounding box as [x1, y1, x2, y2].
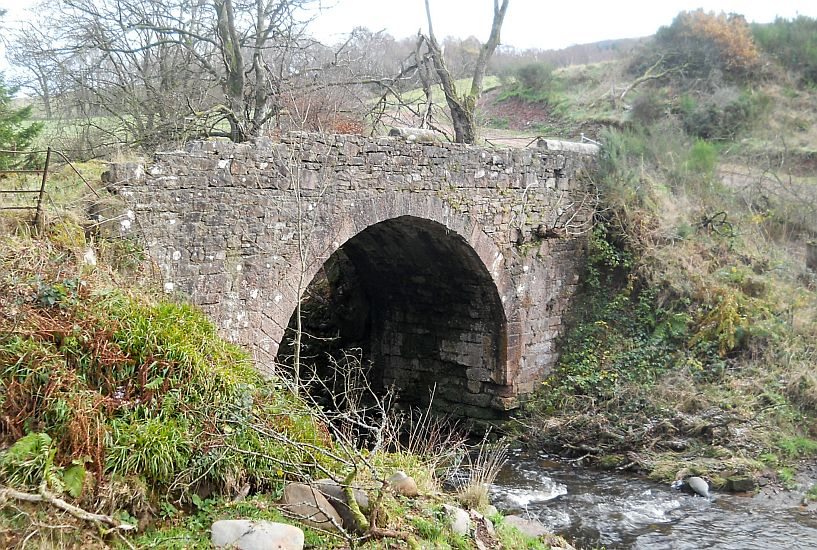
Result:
[619, 57, 685, 103]
[0, 485, 136, 532]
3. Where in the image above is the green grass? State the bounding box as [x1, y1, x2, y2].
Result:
[400, 75, 501, 106]
[134, 494, 343, 549]
[778, 436, 817, 458]
[492, 515, 550, 550]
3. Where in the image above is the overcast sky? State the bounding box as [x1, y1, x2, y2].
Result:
[1, 0, 815, 59]
[311, 0, 815, 50]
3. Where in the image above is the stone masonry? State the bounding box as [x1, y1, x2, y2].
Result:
[107, 132, 598, 418]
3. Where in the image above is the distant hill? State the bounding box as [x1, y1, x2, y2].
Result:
[496, 36, 648, 69]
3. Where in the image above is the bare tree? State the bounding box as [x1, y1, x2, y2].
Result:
[421, 0, 509, 144]
[5, 23, 60, 119]
[14, 0, 320, 149]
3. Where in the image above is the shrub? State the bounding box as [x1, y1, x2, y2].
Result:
[678, 87, 766, 140]
[633, 10, 759, 85]
[753, 16, 817, 85]
[629, 89, 669, 127]
[514, 61, 554, 92]
[685, 139, 718, 177]
[498, 61, 558, 104]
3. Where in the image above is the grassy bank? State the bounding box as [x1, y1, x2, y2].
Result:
[518, 15, 817, 488]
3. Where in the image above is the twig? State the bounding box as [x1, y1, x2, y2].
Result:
[0, 485, 136, 532]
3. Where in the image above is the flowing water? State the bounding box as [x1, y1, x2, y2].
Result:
[490, 448, 817, 549]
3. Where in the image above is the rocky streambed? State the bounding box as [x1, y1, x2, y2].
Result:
[491, 448, 817, 549]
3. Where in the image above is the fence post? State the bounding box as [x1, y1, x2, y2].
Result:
[34, 147, 51, 234]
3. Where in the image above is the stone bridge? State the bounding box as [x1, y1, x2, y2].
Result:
[108, 132, 598, 418]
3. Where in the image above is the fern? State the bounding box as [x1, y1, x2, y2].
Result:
[0, 432, 64, 492]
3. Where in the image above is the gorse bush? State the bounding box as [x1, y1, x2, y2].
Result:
[678, 88, 767, 140]
[753, 16, 817, 85]
[655, 10, 759, 81]
[629, 89, 669, 127]
[498, 61, 561, 105]
[514, 61, 554, 93]
[685, 139, 718, 177]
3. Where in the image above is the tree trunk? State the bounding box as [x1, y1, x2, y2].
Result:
[215, 0, 248, 141]
[448, 96, 476, 144]
[424, 0, 508, 144]
[807, 241, 817, 273]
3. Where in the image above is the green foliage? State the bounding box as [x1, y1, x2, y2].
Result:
[678, 88, 767, 140]
[778, 436, 817, 458]
[62, 460, 87, 498]
[35, 278, 80, 308]
[107, 411, 192, 485]
[493, 515, 550, 550]
[641, 10, 759, 83]
[133, 494, 341, 549]
[685, 139, 718, 177]
[498, 62, 561, 105]
[0, 75, 42, 168]
[536, 225, 686, 408]
[753, 16, 817, 85]
[629, 89, 669, 127]
[409, 510, 470, 550]
[585, 223, 632, 288]
[514, 61, 554, 92]
[412, 516, 443, 541]
[778, 466, 796, 489]
[0, 433, 62, 492]
[0, 270, 333, 501]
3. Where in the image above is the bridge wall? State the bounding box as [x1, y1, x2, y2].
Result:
[107, 132, 598, 416]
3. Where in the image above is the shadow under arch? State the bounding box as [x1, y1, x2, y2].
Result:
[276, 209, 513, 417]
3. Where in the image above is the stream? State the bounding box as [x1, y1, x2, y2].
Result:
[490, 448, 817, 549]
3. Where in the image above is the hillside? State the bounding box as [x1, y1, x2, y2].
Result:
[482, 14, 817, 494]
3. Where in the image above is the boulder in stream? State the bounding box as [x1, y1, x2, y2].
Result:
[686, 476, 711, 498]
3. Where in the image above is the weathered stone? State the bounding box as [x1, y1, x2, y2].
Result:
[725, 476, 755, 493]
[111, 132, 596, 418]
[87, 197, 133, 238]
[442, 504, 471, 536]
[504, 515, 549, 538]
[686, 476, 710, 498]
[279, 483, 344, 533]
[389, 127, 444, 143]
[313, 479, 370, 531]
[388, 471, 419, 497]
[211, 519, 304, 550]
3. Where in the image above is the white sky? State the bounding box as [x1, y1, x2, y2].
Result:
[309, 0, 816, 50]
[0, 0, 815, 60]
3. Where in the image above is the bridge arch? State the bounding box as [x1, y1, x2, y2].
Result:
[274, 195, 520, 416]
